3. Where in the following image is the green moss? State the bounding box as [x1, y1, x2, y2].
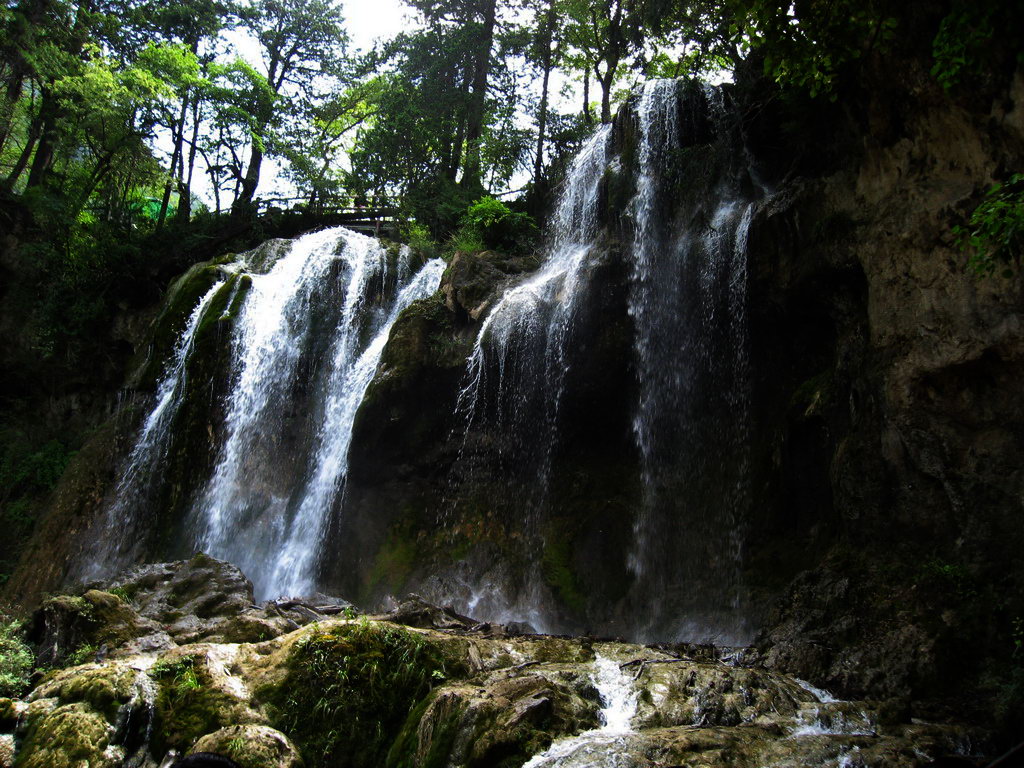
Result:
[368, 526, 418, 595]
[191, 725, 302, 768]
[386, 691, 465, 768]
[790, 368, 834, 416]
[151, 655, 238, 754]
[48, 664, 136, 721]
[15, 702, 115, 768]
[135, 258, 233, 390]
[540, 519, 586, 616]
[260, 620, 449, 768]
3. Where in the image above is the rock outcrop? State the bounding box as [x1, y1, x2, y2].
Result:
[0, 558, 982, 768]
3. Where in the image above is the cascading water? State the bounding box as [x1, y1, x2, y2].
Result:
[623, 80, 755, 643]
[82, 278, 229, 579]
[522, 653, 638, 768]
[438, 79, 759, 642]
[440, 126, 612, 626]
[92, 227, 443, 601]
[196, 229, 443, 599]
[454, 125, 611, 503]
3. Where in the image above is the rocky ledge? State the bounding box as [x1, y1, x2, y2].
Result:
[0, 555, 980, 768]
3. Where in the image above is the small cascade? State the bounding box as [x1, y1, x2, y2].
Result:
[790, 680, 876, 738]
[197, 229, 443, 599]
[84, 279, 229, 579]
[453, 125, 611, 504]
[522, 654, 639, 768]
[114, 667, 158, 767]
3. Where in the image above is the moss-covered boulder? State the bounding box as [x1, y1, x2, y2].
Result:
[190, 725, 303, 768]
[31, 589, 159, 667]
[257, 621, 452, 768]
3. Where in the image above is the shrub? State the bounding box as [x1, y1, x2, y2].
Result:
[956, 174, 1024, 278]
[0, 619, 34, 697]
[449, 196, 539, 255]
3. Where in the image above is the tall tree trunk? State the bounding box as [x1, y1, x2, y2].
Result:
[448, 67, 472, 181]
[24, 93, 57, 189]
[234, 140, 262, 211]
[3, 125, 38, 190]
[157, 93, 190, 229]
[598, 64, 614, 124]
[25, 0, 94, 190]
[0, 78, 25, 158]
[175, 96, 202, 224]
[582, 68, 592, 125]
[460, 0, 497, 190]
[534, 0, 556, 186]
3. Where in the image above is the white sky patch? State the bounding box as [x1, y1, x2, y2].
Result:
[343, 0, 413, 53]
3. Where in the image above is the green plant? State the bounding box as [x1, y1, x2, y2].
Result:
[0, 618, 34, 697]
[955, 174, 1024, 277]
[151, 657, 202, 699]
[401, 222, 438, 259]
[65, 643, 97, 668]
[447, 196, 539, 256]
[931, 4, 995, 90]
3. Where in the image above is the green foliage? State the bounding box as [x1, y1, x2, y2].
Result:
[263, 621, 448, 768]
[64, 643, 97, 668]
[400, 222, 440, 259]
[0, 619, 33, 698]
[931, 4, 994, 91]
[955, 174, 1024, 278]
[736, 0, 898, 99]
[0, 434, 73, 499]
[916, 558, 977, 600]
[448, 196, 539, 255]
[150, 655, 233, 752]
[931, 1, 1023, 91]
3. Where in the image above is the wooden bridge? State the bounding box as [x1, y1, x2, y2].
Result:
[253, 196, 401, 237]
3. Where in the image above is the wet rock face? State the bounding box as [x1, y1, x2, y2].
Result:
[0, 571, 981, 768]
[738, 61, 1024, 734]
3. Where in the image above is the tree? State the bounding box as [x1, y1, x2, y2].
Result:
[231, 0, 349, 210]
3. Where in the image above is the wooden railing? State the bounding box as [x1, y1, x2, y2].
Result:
[250, 196, 402, 236]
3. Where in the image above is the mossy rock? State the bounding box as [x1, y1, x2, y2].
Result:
[259, 621, 450, 768]
[151, 653, 257, 754]
[33, 589, 155, 666]
[191, 725, 304, 768]
[15, 701, 119, 768]
[130, 257, 238, 391]
[32, 662, 137, 722]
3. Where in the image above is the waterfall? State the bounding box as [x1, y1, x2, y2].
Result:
[440, 127, 612, 625]
[82, 278, 229, 579]
[197, 228, 443, 599]
[440, 78, 757, 642]
[262, 255, 445, 596]
[624, 80, 755, 643]
[522, 653, 638, 768]
[93, 227, 443, 601]
[454, 124, 612, 503]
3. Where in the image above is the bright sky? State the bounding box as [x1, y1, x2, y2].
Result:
[342, 0, 413, 53]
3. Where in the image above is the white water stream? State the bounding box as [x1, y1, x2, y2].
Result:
[197, 228, 444, 599]
[523, 654, 639, 768]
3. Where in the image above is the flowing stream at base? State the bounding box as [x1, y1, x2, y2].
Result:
[523, 654, 638, 768]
